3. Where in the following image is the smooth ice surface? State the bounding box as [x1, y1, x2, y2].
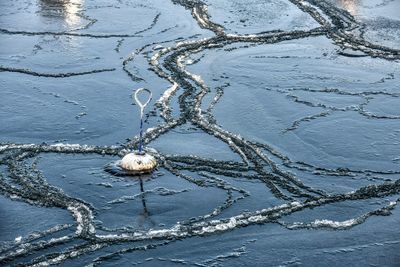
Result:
[1, 0, 399, 266]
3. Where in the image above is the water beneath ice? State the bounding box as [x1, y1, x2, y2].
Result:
[0, 0, 399, 266]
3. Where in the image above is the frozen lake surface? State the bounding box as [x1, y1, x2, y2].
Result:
[0, 0, 400, 266]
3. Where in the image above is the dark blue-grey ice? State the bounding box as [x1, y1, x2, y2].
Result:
[0, 0, 400, 266]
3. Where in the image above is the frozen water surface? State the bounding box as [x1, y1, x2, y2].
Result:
[0, 0, 399, 266]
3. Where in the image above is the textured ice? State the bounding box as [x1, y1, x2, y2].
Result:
[1, 0, 400, 266]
